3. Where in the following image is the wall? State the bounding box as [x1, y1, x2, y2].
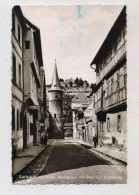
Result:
[12, 10, 24, 155]
[48, 91, 63, 138]
[98, 111, 127, 149]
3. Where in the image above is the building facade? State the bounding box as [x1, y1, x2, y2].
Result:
[90, 6, 127, 150]
[48, 61, 63, 139]
[71, 94, 90, 141]
[38, 67, 47, 137]
[12, 6, 47, 156]
[12, 6, 27, 156]
[23, 17, 44, 147]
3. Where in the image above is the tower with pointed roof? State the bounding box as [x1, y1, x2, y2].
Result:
[48, 60, 63, 138]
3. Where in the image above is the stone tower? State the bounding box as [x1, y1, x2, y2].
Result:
[48, 60, 63, 139]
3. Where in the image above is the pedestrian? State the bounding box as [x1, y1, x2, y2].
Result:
[43, 135, 47, 146]
[40, 135, 44, 146]
[93, 134, 98, 148]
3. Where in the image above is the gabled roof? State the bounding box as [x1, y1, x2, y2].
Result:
[13, 6, 27, 29]
[90, 6, 126, 65]
[24, 17, 43, 68]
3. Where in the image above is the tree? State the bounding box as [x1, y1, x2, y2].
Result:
[74, 77, 79, 85]
[69, 81, 72, 88]
[59, 78, 64, 82]
[78, 78, 84, 86]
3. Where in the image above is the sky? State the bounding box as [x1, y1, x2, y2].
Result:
[21, 5, 123, 85]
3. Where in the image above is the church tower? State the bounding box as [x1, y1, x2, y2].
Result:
[48, 60, 63, 139]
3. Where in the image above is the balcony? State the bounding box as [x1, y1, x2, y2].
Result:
[105, 86, 127, 110]
[95, 98, 106, 113]
[96, 41, 127, 85]
[95, 86, 126, 113]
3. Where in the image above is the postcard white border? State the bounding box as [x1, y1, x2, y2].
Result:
[0, 0, 139, 194]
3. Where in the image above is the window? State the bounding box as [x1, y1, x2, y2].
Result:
[12, 107, 15, 131]
[107, 81, 109, 96]
[18, 25, 20, 43]
[111, 78, 113, 94]
[117, 115, 121, 132]
[12, 12, 15, 32]
[55, 95, 58, 98]
[25, 41, 30, 49]
[93, 95, 95, 108]
[17, 110, 19, 130]
[31, 72, 33, 92]
[54, 114, 56, 119]
[30, 123, 33, 135]
[107, 117, 110, 132]
[117, 73, 120, 90]
[96, 93, 97, 101]
[19, 64, 21, 88]
[100, 121, 103, 131]
[20, 111, 22, 128]
[123, 67, 127, 86]
[12, 55, 16, 83]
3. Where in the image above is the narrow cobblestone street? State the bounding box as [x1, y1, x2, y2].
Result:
[15, 139, 127, 184]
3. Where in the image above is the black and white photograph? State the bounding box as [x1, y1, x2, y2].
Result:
[11, 4, 127, 184]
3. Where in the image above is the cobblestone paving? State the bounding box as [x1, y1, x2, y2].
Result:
[13, 142, 54, 183]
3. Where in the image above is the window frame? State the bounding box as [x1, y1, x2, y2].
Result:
[12, 54, 16, 83]
[18, 24, 20, 44]
[12, 107, 15, 131]
[17, 110, 19, 130]
[117, 115, 121, 132]
[107, 117, 110, 132]
[19, 63, 21, 88]
[25, 41, 30, 49]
